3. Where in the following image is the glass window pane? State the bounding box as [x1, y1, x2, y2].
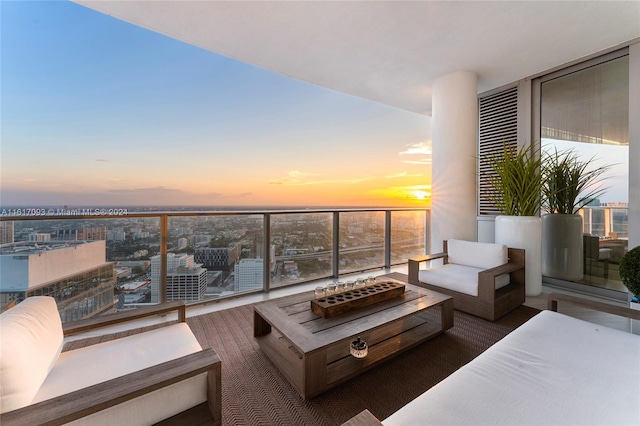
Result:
[541, 55, 629, 292]
[339, 211, 385, 274]
[390, 211, 427, 264]
[270, 213, 333, 288]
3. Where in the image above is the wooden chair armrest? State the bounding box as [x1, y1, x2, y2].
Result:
[0, 348, 221, 426]
[480, 262, 524, 277]
[408, 252, 447, 284]
[477, 262, 525, 300]
[409, 252, 447, 263]
[341, 409, 384, 426]
[547, 293, 640, 320]
[63, 300, 186, 336]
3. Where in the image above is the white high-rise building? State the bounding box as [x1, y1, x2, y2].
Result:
[150, 253, 201, 302]
[234, 258, 263, 292]
[166, 266, 208, 302]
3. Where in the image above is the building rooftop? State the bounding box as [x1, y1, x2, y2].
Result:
[0, 240, 97, 255]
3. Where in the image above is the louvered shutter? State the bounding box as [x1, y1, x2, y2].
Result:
[478, 87, 519, 216]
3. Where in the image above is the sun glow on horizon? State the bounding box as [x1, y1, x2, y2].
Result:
[412, 190, 430, 200]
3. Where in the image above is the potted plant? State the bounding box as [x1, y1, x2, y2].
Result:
[482, 142, 546, 296]
[541, 148, 611, 281]
[619, 246, 640, 308]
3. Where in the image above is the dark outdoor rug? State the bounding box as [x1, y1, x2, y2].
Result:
[187, 274, 539, 426]
[64, 273, 540, 426]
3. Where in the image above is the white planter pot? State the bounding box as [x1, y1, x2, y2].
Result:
[542, 214, 583, 281]
[495, 215, 542, 297]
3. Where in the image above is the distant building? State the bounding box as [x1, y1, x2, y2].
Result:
[188, 234, 212, 246]
[150, 253, 207, 302]
[0, 241, 116, 322]
[234, 258, 263, 292]
[107, 230, 126, 241]
[55, 226, 107, 241]
[166, 265, 208, 302]
[26, 233, 51, 242]
[0, 221, 15, 244]
[194, 244, 241, 276]
[116, 260, 151, 272]
[174, 227, 191, 236]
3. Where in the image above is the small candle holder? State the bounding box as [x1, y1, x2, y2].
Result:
[336, 282, 345, 293]
[326, 283, 337, 295]
[350, 337, 368, 358]
[314, 286, 326, 299]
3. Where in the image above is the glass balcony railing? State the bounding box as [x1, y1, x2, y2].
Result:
[0, 208, 430, 323]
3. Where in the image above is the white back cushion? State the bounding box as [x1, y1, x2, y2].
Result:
[447, 239, 508, 270]
[0, 296, 64, 413]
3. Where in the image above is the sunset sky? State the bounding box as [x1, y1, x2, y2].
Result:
[1, 1, 432, 209]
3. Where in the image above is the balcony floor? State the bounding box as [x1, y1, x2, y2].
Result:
[62, 268, 636, 425]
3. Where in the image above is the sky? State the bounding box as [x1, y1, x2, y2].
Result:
[542, 139, 629, 204]
[0, 1, 433, 209]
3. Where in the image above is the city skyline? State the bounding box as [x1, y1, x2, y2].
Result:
[1, 1, 432, 209]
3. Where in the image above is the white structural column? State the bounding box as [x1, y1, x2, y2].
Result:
[431, 71, 478, 251]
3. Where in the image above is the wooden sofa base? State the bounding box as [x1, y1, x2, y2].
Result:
[409, 281, 524, 321]
[155, 402, 218, 426]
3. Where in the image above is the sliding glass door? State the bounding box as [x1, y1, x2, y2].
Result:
[536, 52, 630, 294]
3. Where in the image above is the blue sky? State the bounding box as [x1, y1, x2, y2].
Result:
[1, 1, 432, 208]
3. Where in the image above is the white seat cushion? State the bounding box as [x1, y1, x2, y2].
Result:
[32, 322, 207, 425]
[418, 264, 510, 297]
[0, 296, 64, 413]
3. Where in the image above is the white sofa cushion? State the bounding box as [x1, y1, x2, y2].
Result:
[383, 310, 640, 425]
[32, 322, 207, 425]
[447, 239, 508, 270]
[0, 296, 64, 413]
[418, 264, 510, 297]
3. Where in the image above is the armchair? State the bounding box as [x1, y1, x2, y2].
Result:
[408, 239, 525, 321]
[0, 297, 221, 426]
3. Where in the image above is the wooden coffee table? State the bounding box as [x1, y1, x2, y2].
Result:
[253, 278, 453, 399]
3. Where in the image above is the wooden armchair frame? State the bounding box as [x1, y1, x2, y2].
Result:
[408, 240, 525, 321]
[1, 301, 222, 426]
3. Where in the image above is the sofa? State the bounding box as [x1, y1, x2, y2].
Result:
[409, 239, 525, 321]
[344, 293, 640, 426]
[0, 296, 221, 425]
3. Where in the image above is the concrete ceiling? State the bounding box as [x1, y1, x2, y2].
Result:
[74, 1, 640, 116]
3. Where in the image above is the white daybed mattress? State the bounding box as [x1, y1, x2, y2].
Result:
[384, 310, 640, 426]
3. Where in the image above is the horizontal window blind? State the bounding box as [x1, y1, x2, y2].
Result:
[478, 87, 518, 216]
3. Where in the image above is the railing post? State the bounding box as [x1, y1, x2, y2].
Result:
[385, 211, 391, 268]
[160, 215, 168, 304]
[263, 213, 271, 293]
[333, 212, 340, 278]
[425, 209, 432, 255]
